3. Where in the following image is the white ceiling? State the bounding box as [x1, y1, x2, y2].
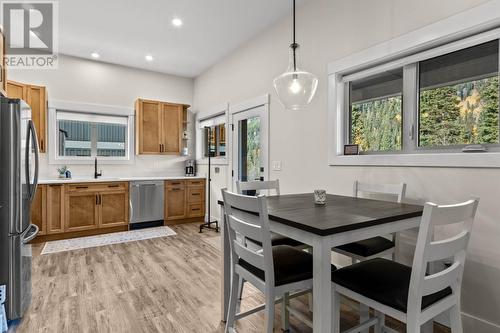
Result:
[59, 0, 305, 78]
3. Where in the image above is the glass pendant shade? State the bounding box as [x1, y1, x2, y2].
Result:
[273, 46, 318, 110]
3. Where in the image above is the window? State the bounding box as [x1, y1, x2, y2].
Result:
[56, 111, 129, 159]
[204, 124, 226, 157]
[349, 69, 403, 152]
[340, 33, 500, 158]
[418, 40, 499, 148]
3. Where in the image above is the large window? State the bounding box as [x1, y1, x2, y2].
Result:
[198, 113, 227, 160]
[57, 111, 128, 159]
[342, 34, 500, 156]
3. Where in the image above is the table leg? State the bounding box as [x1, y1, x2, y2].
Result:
[313, 237, 333, 332]
[220, 205, 230, 322]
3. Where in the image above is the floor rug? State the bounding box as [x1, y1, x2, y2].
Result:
[41, 226, 177, 255]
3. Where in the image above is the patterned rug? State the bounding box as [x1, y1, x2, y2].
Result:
[41, 226, 177, 255]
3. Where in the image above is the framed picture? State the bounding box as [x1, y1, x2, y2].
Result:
[344, 144, 359, 155]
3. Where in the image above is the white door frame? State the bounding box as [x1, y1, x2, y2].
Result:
[229, 94, 270, 191]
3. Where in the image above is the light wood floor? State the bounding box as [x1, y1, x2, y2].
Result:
[17, 223, 451, 332]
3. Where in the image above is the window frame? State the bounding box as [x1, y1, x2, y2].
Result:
[195, 103, 229, 166]
[329, 25, 500, 168]
[48, 100, 135, 165]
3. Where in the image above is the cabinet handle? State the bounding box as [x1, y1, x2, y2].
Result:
[40, 139, 44, 151]
[192, 193, 200, 196]
[76, 186, 88, 189]
[170, 182, 181, 185]
[191, 208, 200, 211]
[96, 194, 99, 205]
[171, 188, 182, 191]
[107, 185, 119, 188]
[99, 194, 102, 205]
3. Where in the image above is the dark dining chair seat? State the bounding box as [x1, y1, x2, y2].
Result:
[331, 258, 452, 312]
[334, 236, 395, 258]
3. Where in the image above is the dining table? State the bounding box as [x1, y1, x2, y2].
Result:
[218, 193, 424, 332]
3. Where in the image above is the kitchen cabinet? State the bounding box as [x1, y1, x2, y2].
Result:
[65, 182, 129, 232]
[30, 184, 65, 236]
[135, 98, 187, 155]
[0, 28, 6, 96]
[165, 179, 206, 224]
[6, 80, 47, 152]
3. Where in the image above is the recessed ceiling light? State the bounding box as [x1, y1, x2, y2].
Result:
[172, 18, 183, 27]
[145, 54, 154, 62]
[91, 52, 100, 59]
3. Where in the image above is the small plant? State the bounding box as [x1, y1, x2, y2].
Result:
[57, 165, 68, 176]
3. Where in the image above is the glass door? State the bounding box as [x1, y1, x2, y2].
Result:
[232, 105, 268, 192]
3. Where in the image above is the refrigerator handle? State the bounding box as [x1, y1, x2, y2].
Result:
[27, 120, 40, 202]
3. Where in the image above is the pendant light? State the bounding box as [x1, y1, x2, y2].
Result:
[273, 0, 318, 110]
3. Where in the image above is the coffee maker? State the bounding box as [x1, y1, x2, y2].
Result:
[185, 160, 196, 177]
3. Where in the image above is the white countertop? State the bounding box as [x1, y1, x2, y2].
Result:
[39, 175, 206, 185]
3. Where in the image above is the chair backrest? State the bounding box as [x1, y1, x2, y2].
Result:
[407, 198, 479, 314]
[236, 180, 280, 196]
[353, 180, 406, 203]
[221, 188, 275, 285]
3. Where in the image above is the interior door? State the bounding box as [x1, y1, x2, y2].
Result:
[231, 105, 269, 191]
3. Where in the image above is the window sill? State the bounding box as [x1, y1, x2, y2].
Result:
[329, 152, 500, 168]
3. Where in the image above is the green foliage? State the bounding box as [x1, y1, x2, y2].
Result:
[477, 77, 499, 143]
[246, 117, 261, 181]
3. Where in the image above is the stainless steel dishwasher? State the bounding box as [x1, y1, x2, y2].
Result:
[130, 181, 164, 225]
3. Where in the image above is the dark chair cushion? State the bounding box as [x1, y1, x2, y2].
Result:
[335, 237, 395, 257]
[247, 232, 304, 248]
[239, 245, 336, 286]
[331, 258, 452, 312]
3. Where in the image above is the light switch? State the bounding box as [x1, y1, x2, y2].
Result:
[272, 161, 282, 171]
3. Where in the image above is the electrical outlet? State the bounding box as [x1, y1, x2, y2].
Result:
[272, 161, 282, 171]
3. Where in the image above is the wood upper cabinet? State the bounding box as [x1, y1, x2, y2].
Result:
[0, 29, 6, 96]
[135, 98, 187, 155]
[6, 80, 47, 152]
[65, 182, 129, 232]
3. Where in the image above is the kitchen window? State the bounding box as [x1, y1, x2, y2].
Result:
[197, 112, 227, 162]
[338, 30, 500, 163]
[55, 110, 130, 161]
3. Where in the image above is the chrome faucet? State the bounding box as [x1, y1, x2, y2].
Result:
[94, 158, 102, 179]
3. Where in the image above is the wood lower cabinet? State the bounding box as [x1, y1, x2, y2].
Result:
[165, 179, 206, 224]
[66, 191, 100, 232]
[46, 185, 64, 234]
[30, 185, 47, 235]
[100, 190, 129, 228]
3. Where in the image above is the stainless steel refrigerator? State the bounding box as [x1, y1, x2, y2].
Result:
[0, 96, 39, 320]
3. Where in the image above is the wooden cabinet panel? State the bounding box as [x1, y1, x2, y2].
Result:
[100, 191, 129, 228]
[47, 185, 64, 234]
[187, 203, 205, 218]
[161, 103, 182, 154]
[165, 186, 186, 220]
[0, 30, 5, 96]
[66, 192, 99, 232]
[30, 185, 47, 235]
[166, 180, 185, 188]
[187, 187, 204, 203]
[187, 179, 205, 187]
[26, 85, 47, 152]
[67, 182, 127, 193]
[136, 99, 161, 154]
[6, 80, 25, 99]
[6, 81, 47, 152]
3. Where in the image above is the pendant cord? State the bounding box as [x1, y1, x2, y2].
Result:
[291, 0, 297, 71]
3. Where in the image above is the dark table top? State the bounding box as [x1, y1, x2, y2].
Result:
[218, 193, 423, 236]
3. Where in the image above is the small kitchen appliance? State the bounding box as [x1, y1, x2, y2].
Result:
[185, 160, 196, 177]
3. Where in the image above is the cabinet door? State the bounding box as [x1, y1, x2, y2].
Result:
[6, 80, 25, 99]
[30, 185, 47, 235]
[65, 192, 99, 232]
[47, 185, 64, 234]
[137, 99, 161, 154]
[161, 103, 182, 153]
[26, 85, 47, 152]
[165, 186, 186, 220]
[0, 31, 6, 96]
[99, 190, 129, 228]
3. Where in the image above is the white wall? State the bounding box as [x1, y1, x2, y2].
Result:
[193, 0, 500, 331]
[9, 54, 195, 179]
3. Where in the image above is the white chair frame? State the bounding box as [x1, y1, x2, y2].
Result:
[222, 189, 313, 333]
[332, 198, 479, 333]
[236, 179, 280, 196]
[332, 181, 407, 263]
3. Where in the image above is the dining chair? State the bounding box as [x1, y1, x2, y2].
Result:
[331, 198, 479, 333]
[222, 188, 319, 333]
[332, 180, 407, 263]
